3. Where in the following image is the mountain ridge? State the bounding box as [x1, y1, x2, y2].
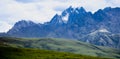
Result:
[1, 6, 120, 49]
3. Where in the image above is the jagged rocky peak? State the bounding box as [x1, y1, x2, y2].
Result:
[7, 20, 35, 34]
[93, 9, 107, 22]
[49, 14, 64, 25]
[7, 20, 36, 33]
[103, 7, 120, 12]
[94, 7, 120, 19]
[61, 6, 73, 22]
[62, 6, 86, 15]
[103, 7, 112, 11]
[66, 6, 93, 26]
[61, 6, 87, 22]
[64, 6, 74, 13]
[14, 20, 35, 28]
[61, 6, 73, 17]
[75, 7, 86, 13]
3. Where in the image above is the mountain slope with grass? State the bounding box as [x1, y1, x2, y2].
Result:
[0, 37, 120, 59]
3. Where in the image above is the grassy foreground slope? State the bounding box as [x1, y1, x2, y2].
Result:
[0, 46, 108, 59]
[0, 37, 120, 59]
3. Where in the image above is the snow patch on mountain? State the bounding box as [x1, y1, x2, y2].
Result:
[90, 28, 110, 35]
[99, 28, 109, 32]
[62, 13, 69, 23]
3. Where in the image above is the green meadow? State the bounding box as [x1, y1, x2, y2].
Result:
[0, 37, 120, 59]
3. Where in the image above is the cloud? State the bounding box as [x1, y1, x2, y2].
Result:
[54, 6, 67, 12]
[0, 21, 12, 32]
[15, 0, 45, 3]
[0, 0, 120, 32]
[15, 0, 35, 3]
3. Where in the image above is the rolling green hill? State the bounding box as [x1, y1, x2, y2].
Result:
[0, 46, 108, 59]
[0, 37, 120, 59]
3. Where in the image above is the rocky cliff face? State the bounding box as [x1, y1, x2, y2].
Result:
[80, 28, 120, 49]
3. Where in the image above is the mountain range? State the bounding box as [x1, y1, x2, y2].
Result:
[0, 6, 120, 49]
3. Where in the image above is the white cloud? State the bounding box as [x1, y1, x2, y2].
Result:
[0, 21, 12, 32]
[0, 0, 120, 32]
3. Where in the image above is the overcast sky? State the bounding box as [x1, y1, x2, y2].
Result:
[0, 0, 120, 32]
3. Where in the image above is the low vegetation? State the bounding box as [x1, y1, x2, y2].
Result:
[0, 46, 108, 59]
[0, 37, 120, 59]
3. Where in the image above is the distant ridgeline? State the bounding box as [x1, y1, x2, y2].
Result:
[0, 7, 120, 49]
